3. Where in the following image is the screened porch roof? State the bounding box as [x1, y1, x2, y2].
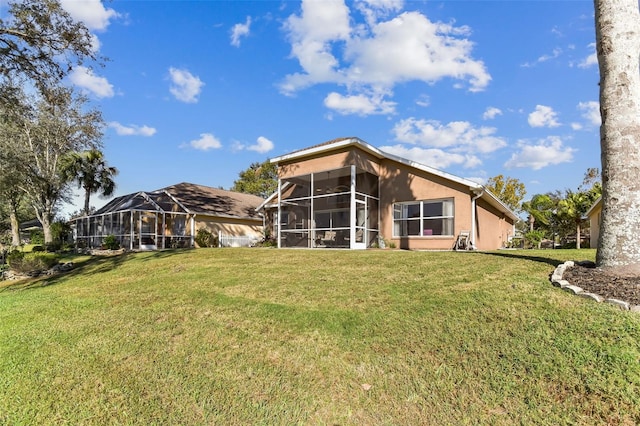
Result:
[82, 182, 265, 220]
[93, 190, 188, 216]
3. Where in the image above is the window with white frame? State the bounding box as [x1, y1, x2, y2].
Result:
[393, 199, 454, 237]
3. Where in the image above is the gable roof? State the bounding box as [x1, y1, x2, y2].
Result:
[161, 182, 264, 219]
[269, 137, 519, 221]
[91, 182, 264, 220]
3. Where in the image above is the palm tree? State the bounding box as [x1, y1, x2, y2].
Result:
[557, 191, 592, 249]
[521, 194, 554, 232]
[595, 0, 640, 270]
[62, 149, 118, 215]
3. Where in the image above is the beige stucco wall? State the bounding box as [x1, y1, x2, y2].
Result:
[278, 147, 380, 178]
[195, 215, 263, 246]
[276, 146, 515, 250]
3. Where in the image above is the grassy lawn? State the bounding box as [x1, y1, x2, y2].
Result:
[1, 248, 639, 425]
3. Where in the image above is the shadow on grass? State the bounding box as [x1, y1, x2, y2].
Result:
[0, 248, 194, 293]
[476, 250, 566, 268]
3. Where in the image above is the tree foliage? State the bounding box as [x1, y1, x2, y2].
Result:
[1, 85, 104, 243]
[484, 175, 526, 212]
[0, 0, 97, 89]
[61, 149, 118, 216]
[231, 160, 277, 198]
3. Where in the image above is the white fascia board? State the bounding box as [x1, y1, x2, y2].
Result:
[585, 196, 602, 217]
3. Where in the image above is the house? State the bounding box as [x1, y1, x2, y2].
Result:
[586, 196, 602, 249]
[73, 182, 264, 250]
[258, 137, 518, 250]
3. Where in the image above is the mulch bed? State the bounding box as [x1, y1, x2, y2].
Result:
[562, 265, 640, 306]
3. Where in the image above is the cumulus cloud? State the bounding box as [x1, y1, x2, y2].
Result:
[528, 105, 560, 128]
[279, 0, 490, 115]
[577, 101, 601, 126]
[504, 136, 575, 170]
[249, 136, 275, 153]
[379, 144, 481, 170]
[109, 122, 156, 137]
[482, 107, 502, 120]
[578, 43, 598, 68]
[230, 16, 252, 47]
[324, 92, 396, 115]
[169, 68, 204, 103]
[60, 0, 120, 31]
[183, 133, 222, 151]
[233, 136, 275, 154]
[392, 118, 507, 154]
[69, 66, 114, 98]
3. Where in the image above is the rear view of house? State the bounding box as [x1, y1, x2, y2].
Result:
[259, 137, 517, 250]
[74, 182, 264, 250]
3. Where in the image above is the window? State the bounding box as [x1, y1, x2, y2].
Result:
[393, 199, 454, 237]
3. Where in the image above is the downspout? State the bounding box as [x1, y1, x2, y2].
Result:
[470, 188, 483, 250]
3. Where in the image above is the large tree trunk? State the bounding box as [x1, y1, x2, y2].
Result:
[576, 222, 581, 250]
[9, 210, 20, 247]
[595, 0, 640, 272]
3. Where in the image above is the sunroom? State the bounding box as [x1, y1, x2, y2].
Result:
[74, 190, 193, 251]
[276, 165, 379, 249]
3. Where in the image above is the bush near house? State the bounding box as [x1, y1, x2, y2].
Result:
[6, 250, 59, 274]
[195, 228, 218, 248]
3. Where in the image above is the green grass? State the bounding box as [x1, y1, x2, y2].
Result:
[1, 248, 639, 425]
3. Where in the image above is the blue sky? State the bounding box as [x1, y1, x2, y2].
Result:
[22, 1, 603, 214]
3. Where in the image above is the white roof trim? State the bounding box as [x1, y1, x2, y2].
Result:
[585, 196, 602, 217]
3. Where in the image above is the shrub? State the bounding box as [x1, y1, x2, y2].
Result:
[45, 241, 62, 252]
[30, 230, 44, 245]
[31, 245, 45, 252]
[195, 228, 218, 248]
[525, 230, 545, 249]
[103, 235, 120, 250]
[7, 251, 59, 274]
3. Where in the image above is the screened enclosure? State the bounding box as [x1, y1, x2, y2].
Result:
[74, 190, 194, 250]
[277, 165, 379, 249]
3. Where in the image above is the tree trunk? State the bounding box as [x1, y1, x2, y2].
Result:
[595, 0, 640, 272]
[576, 222, 581, 250]
[9, 210, 20, 247]
[84, 186, 91, 215]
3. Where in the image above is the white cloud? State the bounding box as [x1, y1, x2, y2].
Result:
[482, 107, 502, 120]
[233, 136, 275, 154]
[577, 100, 601, 126]
[324, 91, 396, 115]
[528, 105, 560, 128]
[168, 68, 204, 103]
[578, 43, 598, 68]
[109, 122, 156, 137]
[183, 133, 222, 151]
[280, 1, 490, 100]
[379, 144, 480, 169]
[230, 16, 252, 47]
[69, 66, 114, 98]
[415, 94, 430, 107]
[60, 0, 120, 31]
[392, 118, 507, 154]
[504, 136, 575, 170]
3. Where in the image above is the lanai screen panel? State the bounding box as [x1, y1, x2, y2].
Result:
[74, 191, 191, 250]
[278, 166, 379, 249]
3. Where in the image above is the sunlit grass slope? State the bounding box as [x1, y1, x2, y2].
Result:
[1, 248, 639, 425]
